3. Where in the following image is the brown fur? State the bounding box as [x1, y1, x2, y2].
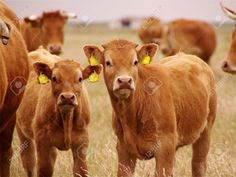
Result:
[0, 1, 29, 177]
[84, 39, 217, 177]
[138, 17, 163, 44]
[20, 11, 69, 54]
[16, 49, 102, 177]
[161, 18, 216, 64]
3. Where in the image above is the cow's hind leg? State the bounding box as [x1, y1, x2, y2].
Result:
[192, 94, 216, 177]
[0, 117, 15, 177]
[16, 125, 36, 177]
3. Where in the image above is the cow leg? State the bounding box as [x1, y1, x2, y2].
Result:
[71, 143, 88, 177]
[116, 141, 137, 177]
[192, 94, 216, 177]
[36, 139, 57, 177]
[192, 127, 211, 177]
[0, 116, 15, 177]
[154, 136, 175, 177]
[16, 125, 36, 177]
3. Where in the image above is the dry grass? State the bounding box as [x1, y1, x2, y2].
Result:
[10, 24, 236, 177]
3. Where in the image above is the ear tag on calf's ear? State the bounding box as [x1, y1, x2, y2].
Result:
[89, 56, 98, 66]
[89, 71, 99, 82]
[141, 55, 151, 65]
[38, 73, 49, 84]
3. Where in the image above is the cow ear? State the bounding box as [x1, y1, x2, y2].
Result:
[24, 16, 41, 28]
[83, 45, 103, 64]
[33, 62, 52, 79]
[82, 64, 103, 82]
[137, 43, 158, 65]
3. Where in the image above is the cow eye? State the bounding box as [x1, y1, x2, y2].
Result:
[133, 60, 138, 66]
[106, 60, 112, 67]
[78, 77, 83, 82]
[52, 76, 57, 83]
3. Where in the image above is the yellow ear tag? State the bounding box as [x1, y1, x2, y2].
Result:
[89, 71, 99, 82]
[38, 73, 49, 84]
[142, 55, 151, 65]
[89, 56, 98, 66]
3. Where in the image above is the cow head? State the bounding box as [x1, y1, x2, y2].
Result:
[220, 3, 236, 73]
[24, 11, 76, 55]
[33, 60, 102, 110]
[84, 39, 158, 100]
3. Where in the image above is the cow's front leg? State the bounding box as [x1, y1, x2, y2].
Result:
[71, 141, 88, 177]
[35, 137, 57, 177]
[154, 136, 176, 177]
[117, 141, 137, 177]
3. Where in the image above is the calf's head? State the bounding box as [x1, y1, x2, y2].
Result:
[84, 39, 158, 100]
[220, 3, 236, 73]
[33, 60, 102, 110]
[24, 11, 76, 55]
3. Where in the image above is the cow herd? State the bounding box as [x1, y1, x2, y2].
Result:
[0, 1, 235, 177]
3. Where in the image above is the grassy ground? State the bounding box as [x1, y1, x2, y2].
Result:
[10, 24, 236, 177]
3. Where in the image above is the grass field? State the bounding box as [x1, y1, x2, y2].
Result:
[10, 24, 236, 177]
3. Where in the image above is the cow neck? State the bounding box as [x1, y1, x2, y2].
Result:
[109, 88, 139, 132]
[56, 106, 75, 149]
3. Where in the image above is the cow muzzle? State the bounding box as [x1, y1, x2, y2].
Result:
[113, 75, 135, 99]
[57, 92, 78, 107]
[48, 43, 62, 55]
[222, 60, 236, 74]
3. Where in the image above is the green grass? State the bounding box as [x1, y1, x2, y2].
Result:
[10, 24, 236, 177]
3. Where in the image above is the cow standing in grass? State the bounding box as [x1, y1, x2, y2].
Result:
[220, 3, 236, 73]
[16, 48, 102, 177]
[21, 11, 76, 55]
[0, 1, 29, 177]
[84, 39, 217, 177]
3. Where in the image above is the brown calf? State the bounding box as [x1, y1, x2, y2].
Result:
[161, 18, 216, 64]
[220, 3, 236, 73]
[21, 11, 76, 54]
[16, 48, 102, 177]
[138, 17, 163, 44]
[0, 1, 29, 177]
[84, 39, 217, 177]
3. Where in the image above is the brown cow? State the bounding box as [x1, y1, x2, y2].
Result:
[20, 11, 76, 54]
[0, 1, 29, 177]
[138, 17, 163, 44]
[16, 48, 102, 177]
[161, 19, 216, 64]
[220, 3, 236, 73]
[84, 39, 217, 177]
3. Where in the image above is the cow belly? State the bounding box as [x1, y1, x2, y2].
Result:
[176, 102, 209, 147]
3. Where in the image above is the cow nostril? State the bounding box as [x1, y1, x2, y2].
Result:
[70, 95, 75, 101]
[61, 94, 66, 100]
[128, 78, 132, 84]
[223, 61, 228, 68]
[118, 78, 122, 84]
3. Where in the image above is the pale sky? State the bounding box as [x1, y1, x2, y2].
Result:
[4, 0, 236, 23]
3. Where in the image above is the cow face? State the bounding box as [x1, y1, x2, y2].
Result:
[84, 40, 158, 100]
[33, 60, 102, 110]
[24, 11, 76, 55]
[220, 3, 236, 73]
[222, 27, 236, 73]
